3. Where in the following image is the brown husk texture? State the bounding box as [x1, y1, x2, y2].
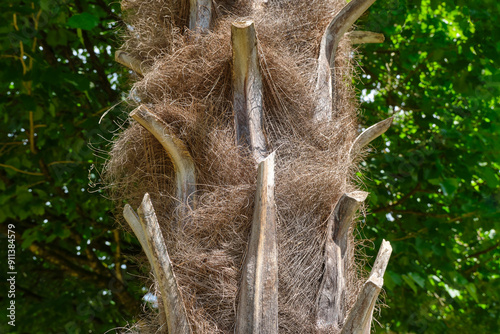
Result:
[104, 0, 370, 332]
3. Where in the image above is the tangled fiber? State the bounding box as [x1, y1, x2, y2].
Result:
[104, 0, 375, 332]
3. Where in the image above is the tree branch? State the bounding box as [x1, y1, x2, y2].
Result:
[80, 29, 116, 100]
[466, 241, 500, 259]
[0, 220, 140, 315]
[0, 163, 44, 176]
[372, 182, 421, 213]
[389, 210, 477, 222]
[464, 255, 497, 275]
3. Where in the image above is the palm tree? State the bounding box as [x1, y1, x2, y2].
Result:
[106, 0, 394, 332]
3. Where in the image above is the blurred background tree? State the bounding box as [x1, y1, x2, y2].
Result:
[358, 0, 499, 332]
[0, 0, 144, 332]
[0, 0, 498, 333]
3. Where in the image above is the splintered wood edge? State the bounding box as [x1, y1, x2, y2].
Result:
[231, 20, 267, 163]
[340, 278, 382, 334]
[137, 193, 192, 334]
[131, 105, 196, 208]
[340, 240, 392, 334]
[189, 0, 213, 33]
[316, 191, 368, 329]
[124, 204, 166, 329]
[123, 204, 154, 266]
[115, 50, 144, 76]
[236, 152, 278, 333]
[347, 31, 385, 44]
[350, 116, 394, 157]
[364, 240, 392, 334]
[369, 239, 392, 280]
[314, 0, 378, 122]
[331, 191, 369, 242]
[316, 240, 344, 329]
[321, 0, 378, 66]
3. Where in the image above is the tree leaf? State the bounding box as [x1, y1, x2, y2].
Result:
[466, 283, 479, 303]
[439, 178, 459, 196]
[480, 168, 499, 188]
[32, 205, 45, 216]
[402, 274, 418, 294]
[21, 229, 41, 249]
[408, 272, 426, 289]
[67, 12, 99, 31]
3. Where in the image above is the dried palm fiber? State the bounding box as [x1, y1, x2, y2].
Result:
[104, 0, 391, 333]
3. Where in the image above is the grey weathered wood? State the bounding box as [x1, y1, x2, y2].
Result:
[369, 240, 392, 280]
[347, 31, 385, 44]
[340, 277, 381, 334]
[137, 193, 192, 334]
[341, 240, 392, 334]
[115, 50, 144, 76]
[130, 105, 196, 209]
[315, 0, 378, 122]
[316, 191, 369, 329]
[349, 117, 393, 157]
[189, 0, 213, 33]
[236, 152, 278, 333]
[231, 20, 267, 163]
[363, 239, 392, 334]
[123, 204, 154, 265]
[123, 204, 168, 331]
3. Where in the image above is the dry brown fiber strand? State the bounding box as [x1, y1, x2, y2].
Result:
[104, 0, 372, 332]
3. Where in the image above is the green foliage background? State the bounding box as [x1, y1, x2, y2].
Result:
[0, 0, 498, 333]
